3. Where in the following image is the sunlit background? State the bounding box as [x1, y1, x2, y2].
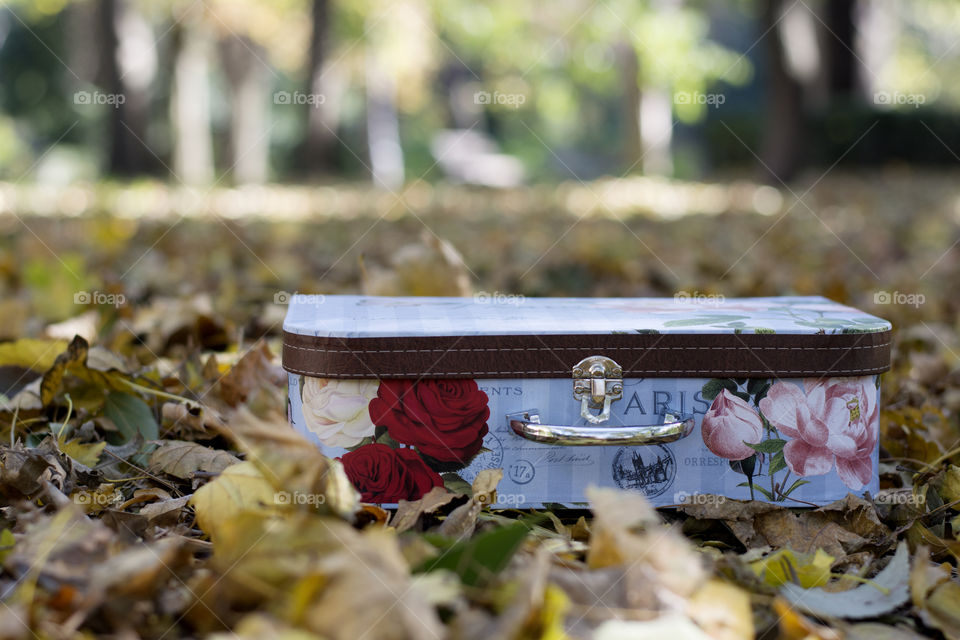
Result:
[0, 0, 959, 351]
[3, 0, 960, 185]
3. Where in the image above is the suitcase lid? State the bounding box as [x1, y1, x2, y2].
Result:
[282, 295, 892, 379]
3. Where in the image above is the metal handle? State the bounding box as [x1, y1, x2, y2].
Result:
[507, 409, 695, 446]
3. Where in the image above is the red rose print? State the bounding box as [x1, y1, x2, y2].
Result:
[340, 443, 443, 503]
[368, 379, 489, 464]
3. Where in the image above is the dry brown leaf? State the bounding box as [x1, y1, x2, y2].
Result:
[202, 512, 443, 640]
[224, 408, 358, 520]
[844, 623, 930, 640]
[139, 495, 191, 527]
[217, 342, 285, 408]
[437, 469, 504, 539]
[683, 495, 892, 559]
[150, 440, 240, 479]
[391, 486, 457, 533]
[161, 402, 227, 435]
[587, 486, 705, 609]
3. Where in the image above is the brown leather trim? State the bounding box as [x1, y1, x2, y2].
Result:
[282, 330, 892, 379]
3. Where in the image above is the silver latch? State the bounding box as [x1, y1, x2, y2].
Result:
[572, 356, 623, 424]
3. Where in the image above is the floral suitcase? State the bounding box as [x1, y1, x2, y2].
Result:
[282, 295, 892, 507]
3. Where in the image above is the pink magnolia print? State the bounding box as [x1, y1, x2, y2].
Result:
[701, 376, 879, 499]
[759, 378, 877, 491]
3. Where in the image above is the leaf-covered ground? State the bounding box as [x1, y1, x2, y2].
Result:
[1, 170, 960, 639]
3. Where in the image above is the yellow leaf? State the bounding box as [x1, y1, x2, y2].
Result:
[772, 597, 841, 640]
[208, 613, 324, 640]
[0, 529, 14, 563]
[750, 548, 834, 588]
[190, 461, 278, 541]
[942, 465, 960, 503]
[688, 579, 754, 640]
[924, 580, 960, 639]
[58, 437, 106, 468]
[538, 584, 572, 640]
[0, 338, 68, 370]
[40, 336, 134, 406]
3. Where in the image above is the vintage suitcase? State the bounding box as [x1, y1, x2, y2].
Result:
[282, 295, 892, 507]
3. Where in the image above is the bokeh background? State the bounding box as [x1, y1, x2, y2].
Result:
[0, 0, 959, 366]
[3, 7, 960, 637]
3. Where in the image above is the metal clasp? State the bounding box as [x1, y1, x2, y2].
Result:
[572, 356, 623, 424]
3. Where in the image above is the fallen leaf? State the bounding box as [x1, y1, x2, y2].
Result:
[921, 580, 960, 640]
[844, 622, 930, 640]
[208, 613, 326, 640]
[40, 336, 134, 406]
[103, 391, 158, 443]
[941, 465, 960, 503]
[419, 520, 530, 587]
[224, 409, 358, 520]
[0, 338, 67, 400]
[217, 342, 285, 408]
[587, 486, 705, 608]
[910, 545, 960, 640]
[751, 548, 835, 589]
[150, 440, 240, 479]
[58, 438, 106, 468]
[594, 614, 715, 640]
[687, 579, 754, 640]
[437, 469, 505, 539]
[138, 495, 191, 526]
[391, 486, 457, 533]
[779, 542, 911, 619]
[773, 597, 842, 640]
[190, 461, 277, 540]
[0, 528, 15, 563]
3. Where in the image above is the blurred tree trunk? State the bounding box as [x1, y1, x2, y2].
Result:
[823, 0, 858, 97]
[221, 35, 269, 184]
[615, 39, 643, 173]
[97, 0, 157, 176]
[365, 43, 404, 189]
[169, 13, 215, 185]
[760, 0, 804, 183]
[616, 37, 672, 175]
[303, 0, 339, 177]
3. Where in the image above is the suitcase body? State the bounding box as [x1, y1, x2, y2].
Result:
[282, 295, 891, 507]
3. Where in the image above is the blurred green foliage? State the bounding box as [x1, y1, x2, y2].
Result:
[0, 0, 958, 183]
